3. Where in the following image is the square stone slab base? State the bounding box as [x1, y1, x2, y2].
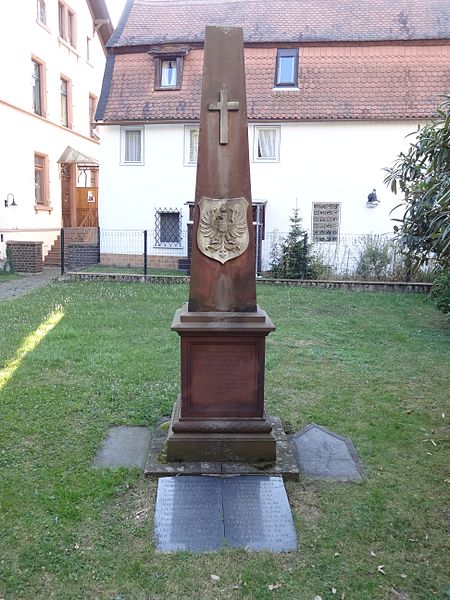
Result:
[145, 416, 299, 481]
[92, 426, 151, 469]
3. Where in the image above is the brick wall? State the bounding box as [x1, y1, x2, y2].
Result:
[66, 244, 100, 271]
[6, 241, 43, 273]
[100, 253, 189, 271]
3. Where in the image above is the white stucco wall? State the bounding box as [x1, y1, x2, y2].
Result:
[98, 119, 420, 239]
[0, 0, 106, 260]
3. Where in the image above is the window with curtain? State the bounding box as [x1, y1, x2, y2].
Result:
[121, 127, 144, 164]
[154, 55, 183, 90]
[161, 60, 177, 87]
[254, 126, 280, 161]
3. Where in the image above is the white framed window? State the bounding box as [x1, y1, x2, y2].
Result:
[275, 49, 299, 87]
[184, 125, 199, 166]
[155, 210, 182, 247]
[312, 203, 341, 242]
[253, 126, 280, 162]
[120, 126, 144, 165]
[37, 0, 47, 25]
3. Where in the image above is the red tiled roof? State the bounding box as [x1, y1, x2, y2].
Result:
[108, 0, 450, 47]
[98, 44, 450, 122]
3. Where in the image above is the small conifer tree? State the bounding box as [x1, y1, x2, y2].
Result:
[270, 209, 311, 279]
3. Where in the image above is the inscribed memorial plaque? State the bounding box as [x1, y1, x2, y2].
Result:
[154, 477, 224, 552]
[222, 476, 297, 552]
[290, 424, 364, 481]
[154, 476, 297, 553]
[185, 340, 259, 417]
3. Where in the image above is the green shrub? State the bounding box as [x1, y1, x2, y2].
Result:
[354, 235, 409, 281]
[431, 269, 450, 314]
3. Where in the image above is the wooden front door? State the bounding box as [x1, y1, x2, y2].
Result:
[75, 188, 99, 227]
[61, 166, 72, 227]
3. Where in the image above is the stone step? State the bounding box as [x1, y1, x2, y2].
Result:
[44, 235, 61, 267]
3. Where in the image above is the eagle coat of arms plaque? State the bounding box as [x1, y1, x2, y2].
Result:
[197, 196, 249, 264]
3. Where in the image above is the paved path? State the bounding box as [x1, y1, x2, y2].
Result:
[0, 268, 60, 302]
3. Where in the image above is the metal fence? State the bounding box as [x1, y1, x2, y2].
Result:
[58, 228, 433, 282]
[261, 231, 430, 280]
[61, 228, 190, 275]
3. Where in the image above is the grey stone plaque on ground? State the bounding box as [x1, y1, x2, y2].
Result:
[155, 477, 225, 552]
[222, 476, 297, 551]
[92, 426, 150, 468]
[154, 476, 297, 553]
[290, 424, 363, 481]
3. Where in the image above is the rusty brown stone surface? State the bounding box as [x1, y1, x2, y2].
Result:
[188, 26, 256, 313]
[171, 304, 274, 423]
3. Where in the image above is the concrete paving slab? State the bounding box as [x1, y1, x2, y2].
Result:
[93, 426, 151, 468]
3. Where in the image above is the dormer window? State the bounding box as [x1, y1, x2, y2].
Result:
[149, 48, 188, 91]
[275, 48, 299, 87]
[161, 60, 177, 87]
[154, 55, 183, 90]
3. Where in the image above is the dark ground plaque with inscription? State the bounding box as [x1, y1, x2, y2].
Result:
[154, 476, 297, 553]
[166, 25, 277, 464]
[154, 477, 224, 552]
[290, 424, 364, 481]
[222, 476, 297, 551]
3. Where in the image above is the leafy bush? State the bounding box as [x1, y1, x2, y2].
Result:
[354, 236, 395, 281]
[431, 270, 450, 314]
[384, 94, 450, 277]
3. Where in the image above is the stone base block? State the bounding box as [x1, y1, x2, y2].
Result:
[167, 400, 276, 462]
[145, 415, 299, 480]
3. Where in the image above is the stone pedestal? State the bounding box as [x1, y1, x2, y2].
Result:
[167, 304, 276, 462]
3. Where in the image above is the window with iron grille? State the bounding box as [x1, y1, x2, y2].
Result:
[312, 203, 340, 242]
[155, 210, 182, 246]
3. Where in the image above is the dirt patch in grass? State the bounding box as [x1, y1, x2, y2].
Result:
[285, 482, 322, 524]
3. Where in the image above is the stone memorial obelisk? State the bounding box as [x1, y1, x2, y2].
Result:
[167, 25, 276, 462]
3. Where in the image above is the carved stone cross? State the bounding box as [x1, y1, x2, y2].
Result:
[208, 88, 239, 144]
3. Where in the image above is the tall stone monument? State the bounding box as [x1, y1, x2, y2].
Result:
[167, 26, 276, 463]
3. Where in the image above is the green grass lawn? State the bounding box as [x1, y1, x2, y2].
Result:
[79, 264, 187, 276]
[0, 281, 449, 599]
[0, 271, 20, 282]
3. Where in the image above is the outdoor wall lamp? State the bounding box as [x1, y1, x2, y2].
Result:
[4, 193, 17, 208]
[367, 189, 380, 207]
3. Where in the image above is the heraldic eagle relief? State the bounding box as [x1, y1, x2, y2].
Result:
[198, 197, 249, 264]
